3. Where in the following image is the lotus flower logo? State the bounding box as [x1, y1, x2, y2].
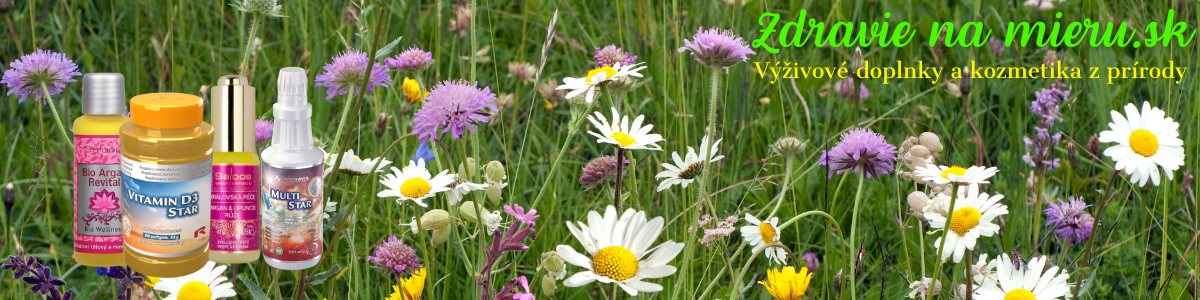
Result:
[88, 189, 120, 214]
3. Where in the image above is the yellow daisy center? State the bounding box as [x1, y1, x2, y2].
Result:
[177, 281, 213, 300]
[400, 178, 432, 198]
[1004, 288, 1036, 300]
[585, 66, 619, 83]
[948, 207, 982, 236]
[592, 246, 639, 281]
[940, 166, 968, 180]
[610, 132, 636, 147]
[1128, 129, 1159, 157]
[759, 222, 780, 243]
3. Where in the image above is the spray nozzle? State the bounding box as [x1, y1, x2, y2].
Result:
[275, 67, 311, 120]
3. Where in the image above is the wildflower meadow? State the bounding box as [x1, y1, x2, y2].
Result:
[1, 0, 1199, 299]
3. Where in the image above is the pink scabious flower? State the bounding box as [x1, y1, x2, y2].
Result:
[255, 119, 273, 143]
[2, 49, 82, 104]
[819, 128, 897, 179]
[315, 49, 392, 100]
[411, 80, 497, 143]
[367, 236, 422, 277]
[677, 27, 756, 71]
[384, 47, 434, 72]
[834, 77, 870, 100]
[593, 45, 637, 67]
[1044, 196, 1094, 246]
[579, 155, 629, 190]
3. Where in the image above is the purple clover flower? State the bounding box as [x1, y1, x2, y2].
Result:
[834, 77, 870, 100]
[385, 47, 434, 72]
[678, 27, 756, 71]
[801, 252, 820, 271]
[504, 204, 539, 226]
[411, 80, 497, 143]
[593, 45, 637, 67]
[255, 119, 273, 143]
[315, 49, 392, 100]
[819, 128, 897, 179]
[579, 155, 629, 190]
[1044, 196, 1094, 246]
[1022, 83, 1070, 171]
[367, 236, 422, 277]
[2, 49, 82, 104]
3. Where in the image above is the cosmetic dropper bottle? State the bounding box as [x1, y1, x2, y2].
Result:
[260, 67, 325, 270]
[208, 75, 261, 263]
[73, 73, 129, 267]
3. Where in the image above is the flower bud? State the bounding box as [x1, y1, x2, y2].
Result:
[458, 157, 478, 179]
[373, 113, 392, 137]
[539, 251, 567, 279]
[848, 47, 865, 77]
[486, 182, 504, 205]
[3, 183, 13, 214]
[1066, 141, 1079, 166]
[420, 209, 452, 231]
[1086, 134, 1101, 159]
[908, 145, 931, 158]
[483, 161, 506, 182]
[907, 191, 931, 220]
[458, 201, 485, 223]
[919, 132, 943, 152]
[758, 97, 770, 105]
[772, 137, 806, 157]
[431, 228, 451, 248]
[1044, 50, 1059, 68]
[958, 68, 972, 96]
[832, 269, 845, 293]
[540, 273, 558, 296]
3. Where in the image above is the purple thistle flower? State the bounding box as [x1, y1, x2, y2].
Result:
[819, 128, 897, 179]
[2, 49, 82, 104]
[1022, 83, 1070, 171]
[1044, 196, 1094, 246]
[255, 119, 273, 143]
[314, 49, 392, 100]
[504, 204, 539, 226]
[678, 27, 756, 71]
[593, 45, 638, 67]
[834, 77, 870, 100]
[801, 252, 820, 271]
[384, 47, 434, 72]
[579, 155, 630, 190]
[411, 80, 498, 143]
[367, 236, 422, 277]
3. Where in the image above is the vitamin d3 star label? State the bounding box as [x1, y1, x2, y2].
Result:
[120, 157, 212, 258]
[74, 134, 124, 254]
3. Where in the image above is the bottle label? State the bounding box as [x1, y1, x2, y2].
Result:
[211, 164, 260, 252]
[74, 134, 124, 254]
[261, 164, 323, 262]
[120, 156, 212, 258]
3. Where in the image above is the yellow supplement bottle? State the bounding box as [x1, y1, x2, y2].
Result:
[119, 93, 214, 277]
[73, 73, 129, 267]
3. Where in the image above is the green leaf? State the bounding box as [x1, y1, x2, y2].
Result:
[374, 36, 405, 61]
[238, 274, 269, 300]
[306, 264, 342, 286]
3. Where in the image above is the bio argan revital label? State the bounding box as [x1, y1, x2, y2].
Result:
[74, 135, 123, 254]
[211, 165, 260, 252]
[261, 164, 323, 262]
[120, 157, 212, 257]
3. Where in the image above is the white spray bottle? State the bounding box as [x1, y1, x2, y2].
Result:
[260, 67, 325, 270]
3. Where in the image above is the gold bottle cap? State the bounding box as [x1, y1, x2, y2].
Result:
[210, 75, 256, 152]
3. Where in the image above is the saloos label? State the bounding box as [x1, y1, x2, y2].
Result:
[74, 134, 123, 254]
[211, 165, 260, 252]
[261, 164, 323, 262]
[120, 157, 212, 258]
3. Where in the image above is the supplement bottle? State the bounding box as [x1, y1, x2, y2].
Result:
[73, 73, 129, 266]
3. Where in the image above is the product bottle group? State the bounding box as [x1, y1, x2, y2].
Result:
[72, 68, 325, 277]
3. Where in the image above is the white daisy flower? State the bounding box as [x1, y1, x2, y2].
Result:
[152, 261, 237, 300]
[740, 214, 787, 264]
[971, 253, 996, 284]
[913, 165, 999, 186]
[322, 200, 337, 219]
[975, 254, 1071, 300]
[655, 135, 725, 191]
[377, 159, 456, 207]
[557, 62, 646, 104]
[325, 149, 391, 176]
[557, 206, 685, 296]
[924, 184, 1008, 263]
[446, 180, 487, 206]
[586, 108, 664, 151]
[1098, 101, 1185, 187]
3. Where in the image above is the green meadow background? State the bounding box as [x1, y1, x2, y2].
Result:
[1, 0, 1198, 299]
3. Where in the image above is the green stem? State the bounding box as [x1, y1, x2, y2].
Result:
[330, 83, 357, 161]
[39, 83, 74, 152]
[697, 66, 721, 210]
[239, 15, 263, 76]
[767, 156, 796, 219]
[846, 172, 865, 299]
[926, 184, 961, 300]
